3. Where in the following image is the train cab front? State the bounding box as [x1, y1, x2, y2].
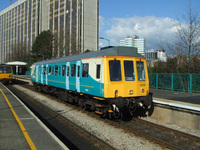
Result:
[104, 57, 153, 119]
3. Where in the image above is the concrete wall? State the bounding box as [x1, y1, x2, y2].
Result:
[150, 106, 200, 130]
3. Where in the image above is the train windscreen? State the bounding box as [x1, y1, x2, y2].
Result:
[136, 61, 146, 81]
[124, 61, 135, 81]
[0, 66, 11, 74]
[109, 60, 122, 81]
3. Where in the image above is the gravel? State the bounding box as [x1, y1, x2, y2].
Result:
[13, 84, 199, 149]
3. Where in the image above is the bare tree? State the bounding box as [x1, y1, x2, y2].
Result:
[160, 0, 200, 73]
[175, 0, 200, 73]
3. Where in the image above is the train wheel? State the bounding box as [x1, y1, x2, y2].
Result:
[113, 109, 121, 119]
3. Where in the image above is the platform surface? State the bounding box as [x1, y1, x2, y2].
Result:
[150, 88, 200, 111]
[0, 83, 68, 150]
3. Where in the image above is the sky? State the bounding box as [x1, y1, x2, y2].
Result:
[99, 0, 200, 50]
[0, 0, 200, 50]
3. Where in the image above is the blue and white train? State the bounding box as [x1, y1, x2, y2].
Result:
[31, 46, 153, 119]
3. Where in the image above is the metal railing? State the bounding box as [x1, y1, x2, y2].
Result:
[149, 73, 200, 93]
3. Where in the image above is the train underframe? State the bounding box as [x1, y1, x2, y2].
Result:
[33, 82, 153, 120]
[0, 79, 12, 84]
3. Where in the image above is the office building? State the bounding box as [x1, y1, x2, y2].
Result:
[120, 35, 146, 56]
[0, 0, 99, 63]
[146, 49, 167, 62]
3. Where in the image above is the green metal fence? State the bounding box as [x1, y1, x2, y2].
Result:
[149, 73, 200, 93]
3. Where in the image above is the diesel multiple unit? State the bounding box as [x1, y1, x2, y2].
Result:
[31, 46, 152, 119]
[0, 65, 13, 84]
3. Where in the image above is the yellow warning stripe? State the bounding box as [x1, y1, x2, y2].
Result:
[0, 89, 37, 150]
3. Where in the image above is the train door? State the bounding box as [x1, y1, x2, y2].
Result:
[46, 64, 48, 85]
[41, 65, 43, 84]
[36, 65, 39, 83]
[66, 62, 70, 90]
[76, 61, 81, 92]
[96, 62, 103, 97]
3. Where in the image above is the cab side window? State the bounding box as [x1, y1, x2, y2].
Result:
[96, 64, 100, 79]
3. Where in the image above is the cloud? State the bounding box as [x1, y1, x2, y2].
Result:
[100, 16, 178, 50]
[99, 16, 105, 32]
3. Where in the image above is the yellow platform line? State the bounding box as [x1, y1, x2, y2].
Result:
[0, 89, 37, 150]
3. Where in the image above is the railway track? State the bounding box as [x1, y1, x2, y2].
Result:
[6, 83, 116, 150]
[8, 79, 200, 149]
[120, 118, 200, 150]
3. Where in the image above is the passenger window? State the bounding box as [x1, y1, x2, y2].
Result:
[82, 63, 89, 77]
[77, 66, 80, 77]
[71, 64, 76, 77]
[59, 67, 61, 76]
[48, 66, 51, 75]
[124, 61, 135, 81]
[52, 67, 54, 75]
[109, 60, 122, 81]
[62, 65, 66, 76]
[39, 67, 41, 74]
[67, 66, 69, 76]
[55, 66, 58, 76]
[44, 67, 46, 75]
[96, 64, 101, 79]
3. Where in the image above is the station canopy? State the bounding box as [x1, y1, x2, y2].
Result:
[5, 61, 27, 66]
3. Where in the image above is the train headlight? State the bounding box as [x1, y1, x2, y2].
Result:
[129, 90, 133, 94]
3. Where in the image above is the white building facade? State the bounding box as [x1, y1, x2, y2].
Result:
[0, 0, 99, 63]
[120, 35, 146, 56]
[146, 49, 167, 62]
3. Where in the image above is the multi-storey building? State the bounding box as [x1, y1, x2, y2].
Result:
[0, 0, 99, 63]
[146, 49, 167, 62]
[120, 35, 146, 56]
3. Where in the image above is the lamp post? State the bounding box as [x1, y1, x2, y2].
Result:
[38, 54, 44, 60]
[100, 37, 110, 46]
[58, 49, 66, 57]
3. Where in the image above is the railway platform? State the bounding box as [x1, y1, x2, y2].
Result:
[0, 83, 68, 150]
[150, 88, 200, 112]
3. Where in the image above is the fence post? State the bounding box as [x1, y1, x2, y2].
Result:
[190, 74, 192, 93]
[156, 73, 158, 89]
[171, 73, 173, 91]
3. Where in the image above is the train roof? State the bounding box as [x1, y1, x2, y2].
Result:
[32, 46, 144, 65]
